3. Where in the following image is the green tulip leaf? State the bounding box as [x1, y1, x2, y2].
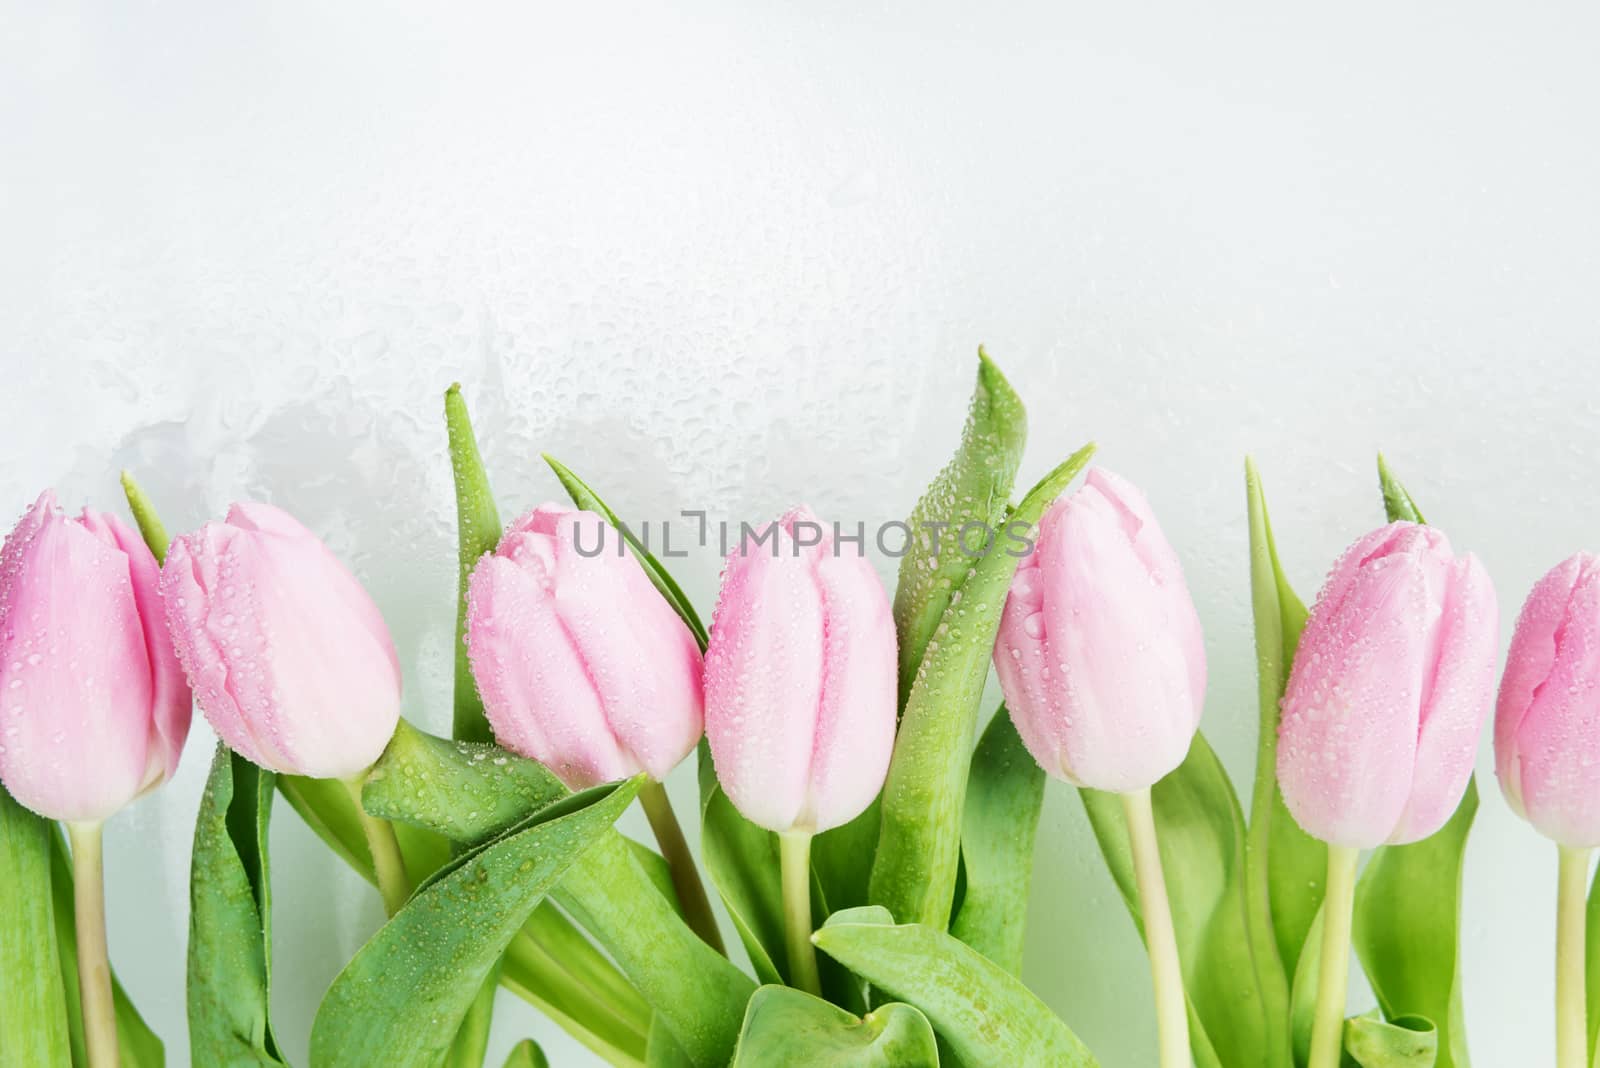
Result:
[892, 349, 1028, 702]
[187, 743, 287, 1065]
[646, 1015, 696, 1067]
[864, 352, 1031, 928]
[1343, 1011, 1438, 1067]
[1289, 905, 1324, 1066]
[1353, 783, 1475, 1068]
[731, 985, 939, 1067]
[1353, 457, 1473, 1068]
[364, 720, 568, 841]
[445, 971, 498, 1068]
[0, 784, 73, 1065]
[276, 772, 451, 888]
[812, 803, 880, 921]
[812, 910, 1098, 1066]
[849, 352, 1026, 929]
[1377, 454, 1426, 526]
[503, 1039, 551, 1068]
[120, 471, 172, 564]
[445, 383, 503, 744]
[558, 827, 755, 1066]
[948, 706, 1044, 974]
[1080, 733, 1274, 1068]
[367, 722, 751, 1067]
[698, 778, 785, 987]
[871, 441, 1096, 928]
[310, 777, 642, 1067]
[497, 932, 648, 1066]
[1244, 457, 1320, 1004]
[444, 385, 508, 1061]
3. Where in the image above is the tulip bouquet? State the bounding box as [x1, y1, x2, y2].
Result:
[0, 352, 1594, 1068]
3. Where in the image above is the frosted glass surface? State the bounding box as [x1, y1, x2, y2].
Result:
[4, 2, 1598, 1063]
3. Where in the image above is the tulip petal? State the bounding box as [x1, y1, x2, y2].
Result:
[467, 545, 633, 789]
[704, 522, 826, 833]
[1006, 475, 1203, 792]
[1388, 553, 1497, 844]
[547, 512, 704, 784]
[94, 511, 191, 792]
[163, 504, 401, 780]
[0, 495, 153, 821]
[1499, 555, 1600, 846]
[1279, 547, 1433, 848]
[808, 546, 898, 833]
[1494, 553, 1590, 821]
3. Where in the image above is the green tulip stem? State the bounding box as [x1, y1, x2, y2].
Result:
[67, 821, 119, 1068]
[1557, 845, 1592, 1068]
[779, 829, 822, 995]
[342, 773, 411, 916]
[638, 779, 727, 955]
[1309, 844, 1361, 1068]
[1122, 787, 1190, 1068]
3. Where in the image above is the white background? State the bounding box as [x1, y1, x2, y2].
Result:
[4, 2, 1599, 1064]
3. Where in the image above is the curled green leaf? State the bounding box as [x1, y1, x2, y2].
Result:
[731, 985, 938, 1067]
[1344, 1011, 1438, 1067]
[812, 910, 1098, 1066]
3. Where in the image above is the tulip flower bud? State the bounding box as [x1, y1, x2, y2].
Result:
[161, 502, 401, 780]
[703, 505, 897, 834]
[1495, 553, 1600, 847]
[992, 469, 1207, 793]
[465, 504, 705, 790]
[0, 491, 191, 822]
[1278, 521, 1497, 848]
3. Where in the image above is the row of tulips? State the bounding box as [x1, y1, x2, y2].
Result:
[0, 355, 1595, 1068]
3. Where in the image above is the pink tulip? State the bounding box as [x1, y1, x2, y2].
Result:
[993, 469, 1207, 793]
[1278, 521, 1498, 848]
[465, 504, 705, 790]
[0, 491, 191, 822]
[1495, 553, 1600, 847]
[162, 502, 401, 780]
[702, 505, 897, 834]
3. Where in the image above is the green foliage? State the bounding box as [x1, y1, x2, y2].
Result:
[1343, 1012, 1438, 1067]
[870, 440, 1096, 927]
[187, 744, 286, 1066]
[310, 779, 642, 1067]
[948, 707, 1045, 974]
[1244, 457, 1320, 998]
[0, 784, 72, 1065]
[366, 721, 751, 1067]
[813, 908, 1098, 1066]
[1082, 734, 1277, 1066]
[445, 383, 503, 743]
[731, 985, 938, 1066]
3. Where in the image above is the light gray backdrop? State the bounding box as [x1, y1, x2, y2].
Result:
[4, 1, 1598, 1064]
